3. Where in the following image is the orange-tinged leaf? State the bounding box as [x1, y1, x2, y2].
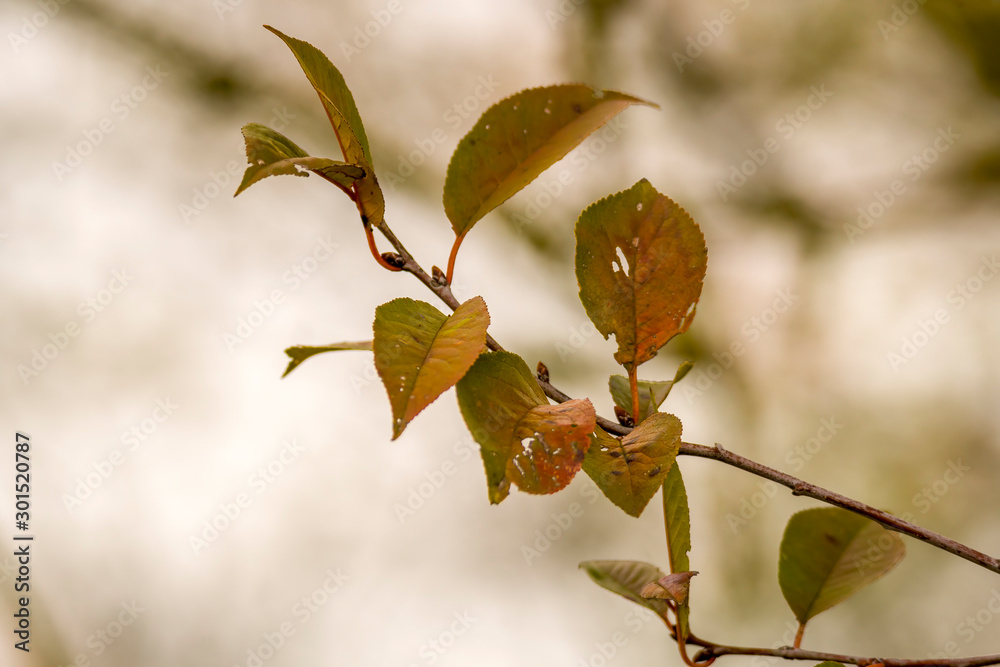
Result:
[576, 179, 707, 370]
[582, 412, 682, 517]
[508, 399, 596, 495]
[639, 571, 697, 604]
[374, 297, 489, 440]
[456, 351, 594, 502]
[265, 26, 385, 227]
[443, 85, 657, 272]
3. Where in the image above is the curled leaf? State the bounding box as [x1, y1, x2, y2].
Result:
[639, 571, 697, 604]
[579, 560, 670, 616]
[608, 362, 692, 424]
[282, 341, 372, 378]
[235, 123, 365, 196]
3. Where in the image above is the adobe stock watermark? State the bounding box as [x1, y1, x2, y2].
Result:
[672, 0, 752, 73]
[929, 588, 1000, 660]
[8, 0, 71, 53]
[887, 255, 999, 371]
[223, 236, 339, 353]
[682, 288, 798, 402]
[403, 610, 477, 667]
[52, 65, 169, 182]
[725, 416, 843, 534]
[511, 115, 631, 233]
[394, 434, 477, 524]
[55, 600, 145, 667]
[575, 607, 661, 667]
[181, 106, 295, 225]
[878, 0, 928, 40]
[716, 85, 833, 201]
[62, 398, 180, 512]
[844, 126, 959, 243]
[189, 439, 307, 556]
[381, 75, 501, 192]
[337, 0, 410, 61]
[232, 567, 349, 667]
[521, 478, 601, 565]
[17, 269, 134, 386]
[853, 458, 970, 575]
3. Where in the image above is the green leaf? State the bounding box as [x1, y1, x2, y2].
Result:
[608, 362, 692, 424]
[443, 85, 656, 259]
[778, 508, 905, 625]
[576, 180, 707, 370]
[579, 560, 669, 616]
[282, 341, 372, 378]
[663, 463, 692, 641]
[264, 26, 385, 227]
[373, 297, 489, 440]
[234, 123, 366, 197]
[456, 351, 595, 502]
[582, 413, 682, 517]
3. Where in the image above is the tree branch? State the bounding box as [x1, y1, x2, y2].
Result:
[373, 220, 1000, 577]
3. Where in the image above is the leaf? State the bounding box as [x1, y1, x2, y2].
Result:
[778, 508, 905, 625]
[264, 26, 385, 227]
[507, 399, 595, 494]
[582, 413, 682, 517]
[235, 123, 366, 197]
[639, 571, 697, 604]
[576, 179, 708, 370]
[456, 351, 595, 502]
[282, 341, 372, 378]
[443, 85, 657, 262]
[663, 463, 693, 641]
[373, 297, 489, 440]
[608, 362, 692, 423]
[579, 560, 669, 616]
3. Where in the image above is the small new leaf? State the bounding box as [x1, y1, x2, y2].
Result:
[779, 508, 905, 625]
[582, 413, 682, 517]
[576, 180, 707, 370]
[282, 341, 372, 378]
[639, 571, 697, 604]
[235, 123, 365, 196]
[374, 297, 489, 439]
[608, 361, 692, 424]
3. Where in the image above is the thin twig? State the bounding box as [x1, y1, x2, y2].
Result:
[373, 219, 1000, 577]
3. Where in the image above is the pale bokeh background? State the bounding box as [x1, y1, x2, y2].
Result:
[3, 1, 1000, 665]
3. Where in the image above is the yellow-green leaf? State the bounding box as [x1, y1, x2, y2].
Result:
[374, 297, 489, 440]
[576, 180, 707, 370]
[235, 123, 365, 196]
[582, 413, 682, 517]
[456, 351, 595, 502]
[265, 26, 385, 227]
[663, 463, 693, 641]
[778, 508, 905, 625]
[443, 85, 656, 266]
[282, 341, 372, 378]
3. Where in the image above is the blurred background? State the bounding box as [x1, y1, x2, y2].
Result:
[3, 0, 1000, 665]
